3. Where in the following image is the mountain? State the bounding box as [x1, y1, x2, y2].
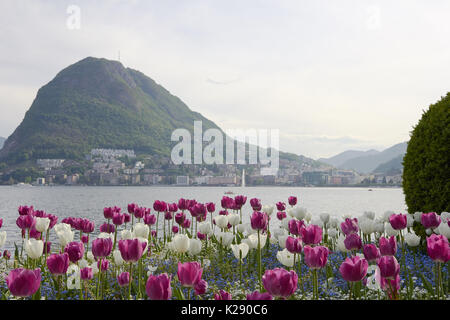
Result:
[0, 57, 322, 169]
[318, 149, 380, 167]
[372, 154, 404, 175]
[337, 142, 408, 173]
[0, 137, 5, 150]
[0, 57, 222, 163]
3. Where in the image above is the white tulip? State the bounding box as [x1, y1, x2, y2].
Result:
[304, 211, 312, 223]
[404, 233, 420, 247]
[228, 214, 240, 226]
[35, 217, 50, 233]
[188, 238, 202, 255]
[320, 212, 330, 224]
[311, 217, 323, 228]
[120, 229, 133, 240]
[133, 223, 149, 239]
[215, 215, 229, 229]
[271, 227, 287, 240]
[78, 259, 89, 269]
[413, 212, 423, 223]
[385, 222, 399, 237]
[262, 205, 274, 216]
[281, 218, 290, 231]
[360, 218, 375, 234]
[363, 211, 375, 220]
[25, 239, 44, 259]
[440, 212, 450, 223]
[216, 232, 233, 247]
[278, 234, 289, 249]
[86, 251, 94, 262]
[0, 231, 6, 248]
[231, 243, 249, 260]
[135, 237, 149, 256]
[406, 215, 414, 228]
[336, 235, 349, 253]
[327, 228, 338, 239]
[242, 238, 257, 250]
[248, 233, 267, 248]
[292, 207, 307, 220]
[426, 228, 432, 235]
[437, 221, 450, 239]
[329, 217, 339, 228]
[236, 223, 247, 234]
[172, 234, 190, 253]
[98, 232, 114, 240]
[198, 221, 213, 235]
[54, 223, 74, 248]
[146, 265, 157, 276]
[276, 248, 295, 267]
[383, 211, 395, 222]
[67, 264, 81, 290]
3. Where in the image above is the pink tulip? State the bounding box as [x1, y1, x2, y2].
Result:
[304, 245, 329, 269]
[363, 244, 380, 262]
[214, 290, 232, 300]
[80, 219, 95, 233]
[172, 226, 179, 234]
[46, 253, 70, 275]
[250, 198, 262, 211]
[380, 273, 400, 299]
[64, 241, 85, 263]
[16, 214, 35, 230]
[277, 211, 287, 221]
[377, 255, 400, 279]
[112, 212, 125, 226]
[153, 200, 168, 212]
[177, 262, 203, 288]
[103, 207, 114, 220]
[178, 199, 188, 211]
[234, 195, 247, 209]
[276, 202, 286, 211]
[426, 234, 450, 263]
[6, 268, 41, 297]
[341, 218, 359, 235]
[206, 202, 215, 213]
[91, 237, 113, 259]
[194, 279, 208, 296]
[182, 219, 191, 229]
[250, 211, 268, 231]
[168, 203, 178, 212]
[339, 256, 369, 282]
[3, 250, 11, 260]
[288, 196, 297, 206]
[146, 273, 172, 300]
[80, 267, 93, 280]
[344, 233, 362, 251]
[18, 205, 34, 216]
[99, 223, 115, 234]
[421, 212, 441, 229]
[97, 258, 109, 272]
[81, 235, 89, 244]
[127, 203, 138, 214]
[288, 219, 304, 236]
[134, 207, 146, 219]
[285, 236, 303, 254]
[246, 291, 273, 300]
[118, 239, 146, 262]
[197, 232, 206, 240]
[175, 212, 186, 225]
[117, 272, 130, 287]
[379, 236, 397, 256]
[262, 268, 298, 299]
[389, 213, 407, 230]
[144, 213, 156, 225]
[123, 213, 131, 224]
[300, 224, 322, 245]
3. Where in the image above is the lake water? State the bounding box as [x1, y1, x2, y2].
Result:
[0, 186, 406, 250]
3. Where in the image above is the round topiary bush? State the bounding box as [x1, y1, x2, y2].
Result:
[402, 93, 450, 239]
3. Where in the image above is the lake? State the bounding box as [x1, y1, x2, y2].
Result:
[0, 185, 407, 250]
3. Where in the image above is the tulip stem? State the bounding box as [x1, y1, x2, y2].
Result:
[129, 262, 133, 300]
[257, 230, 262, 292]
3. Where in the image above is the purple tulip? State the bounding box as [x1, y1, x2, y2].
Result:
[175, 212, 186, 225]
[421, 212, 441, 229]
[377, 255, 400, 279]
[380, 273, 400, 299]
[164, 211, 173, 220]
[178, 198, 188, 211]
[344, 233, 362, 251]
[172, 226, 179, 234]
[99, 223, 115, 234]
[146, 273, 172, 300]
[153, 200, 167, 212]
[246, 291, 273, 300]
[16, 214, 35, 230]
[80, 267, 93, 281]
[363, 244, 380, 262]
[117, 272, 130, 287]
[194, 279, 208, 296]
[127, 203, 138, 214]
[304, 245, 329, 269]
[339, 256, 368, 282]
[250, 211, 268, 231]
[250, 198, 262, 211]
[103, 207, 114, 220]
[177, 262, 203, 288]
[277, 211, 287, 221]
[285, 236, 303, 254]
[91, 238, 113, 259]
[46, 253, 70, 275]
[47, 214, 59, 229]
[6, 268, 41, 297]
[214, 290, 232, 300]
[379, 236, 397, 256]
[288, 196, 297, 206]
[144, 213, 156, 225]
[276, 202, 286, 211]
[64, 241, 85, 263]
[197, 232, 206, 240]
[3, 250, 11, 260]
[427, 234, 450, 263]
[118, 239, 146, 262]
[0, 218, 2, 229]
[123, 213, 131, 224]
[206, 202, 215, 213]
[97, 258, 109, 272]
[168, 203, 178, 212]
[234, 195, 247, 209]
[221, 196, 234, 209]
[134, 207, 146, 219]
[262, 268, 298, 299]
[112, 212, 125, 226]
[182, 219, 191, 229]
[29, 227, 41, 240]
[81, 235, 89, 244]
[301, 224, 323, 245]
[18, 205, 34, 216]
[288, 219, 304, 236]
[389, 213, 407, 230]
[81, 219, 95, 233]
[341, 218, 359, 235]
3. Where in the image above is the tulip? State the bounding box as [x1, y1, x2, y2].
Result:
[427, 234, 450, 263]
[18, 205, 34, 216]
[288, 219, 304, 236]
[16, 214, 36, 231]
[97, 258, 109, 272]
[288, 196, 297, 207]
[405, 233, 420, 247]
[363, 244, 380, 263]
[301, 224, 323, 245]
[80, 267, 93, 280]
[182, 219, 191, 229]
[188, 238, 202, 255]
[379, 273, 400, 300]
[117, 272, 130, 287]
[47, 253, 70, 275]
[118, 238, 146, 262]
[99, 223, 115, 234]
[339, 256, 369, 283]
[304, 245, 329, 269]
[6, 268, 41, 298]
[246, 291, 273, 300]
[177, 261, 203, 288]
[214, 290, 232, 300]
[172, 234, 190, 253]
[146, 273, 172, 300]
[250, 198, 262, 211]
[251, 211, 268, 231]
[35, 217, 50, 233]
[341, 218, 359, 235]
[389, 213, 407, 230]
[133, 223, 150, 239]
[277, 211, 287, 221]
[377, 256, 400, 279]
[276, 248, 295, 267]
[262, 268, 298, 299]
[91, 237, 113, 259]
[175, 212, 186, 225]
[3, 250, 11, 260]
[144, 213, 156, 225]
[24, 238, 44, 260]
[276, 202, 286, 211]
[379, 236, 397, 256]
[172, 226, 179, 234]
[205, 202, 215, 213]
[285, 236, 303, 254]
[215, 215, 229, 229]
[192, 279, 208, 296]
[64, 241, 85, 263]
[344, 233, 362, 251]
[421, 212, 441, 229]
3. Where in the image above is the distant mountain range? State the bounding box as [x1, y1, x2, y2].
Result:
[0, 137, 5, 150]
[0, 57, 322, 169]
[318, 142, 407, 174]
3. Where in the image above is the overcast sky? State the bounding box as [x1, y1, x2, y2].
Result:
[1, 0, 449, 159]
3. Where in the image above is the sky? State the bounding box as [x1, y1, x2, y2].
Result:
[0, 0, 449, 159]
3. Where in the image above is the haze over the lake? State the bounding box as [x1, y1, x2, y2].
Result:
[1, 0, 450, 158]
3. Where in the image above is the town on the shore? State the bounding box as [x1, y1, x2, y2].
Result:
[2, 148, 402, 187]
